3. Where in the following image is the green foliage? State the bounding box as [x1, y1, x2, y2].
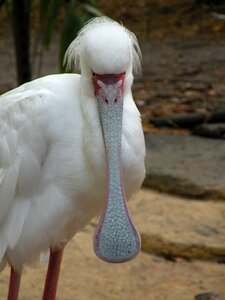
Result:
[59, 0, 83, 73]
[58, 0, 102, 72]
[40, 0, 64, 47]
[39, 0, 102, 72]
[0, 0, 102, 76]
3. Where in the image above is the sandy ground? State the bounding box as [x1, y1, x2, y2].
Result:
[0, 189, 224, 300]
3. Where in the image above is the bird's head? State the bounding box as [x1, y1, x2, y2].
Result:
[65, 17, 142, 263]
[64, 16, 141, 97]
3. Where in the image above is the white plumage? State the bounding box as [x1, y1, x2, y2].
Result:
[0, 16, 145, 282]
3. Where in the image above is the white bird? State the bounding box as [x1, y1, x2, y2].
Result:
[0, 17, 145, 300]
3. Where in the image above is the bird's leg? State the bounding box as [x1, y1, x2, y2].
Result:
[42, 248, 64, 300]
[7, 267, 21, 300]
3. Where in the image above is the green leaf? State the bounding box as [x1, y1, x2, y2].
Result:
[40, 0, 64, 47]
[39, 0, 50, 17]
[59, 0, 83, 72]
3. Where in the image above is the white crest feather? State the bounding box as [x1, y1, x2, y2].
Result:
[64, 16, 142, 75]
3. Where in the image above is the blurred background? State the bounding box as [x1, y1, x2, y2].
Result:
[1, 0, 225, 136]
[0, 1, 225, 300]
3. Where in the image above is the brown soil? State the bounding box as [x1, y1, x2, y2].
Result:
[0, 191, 225, 300]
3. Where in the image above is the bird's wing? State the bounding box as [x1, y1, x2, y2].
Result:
[0, 85, 49, 261]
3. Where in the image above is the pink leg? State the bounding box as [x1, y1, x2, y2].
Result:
[7, 267, 21, 300]
[42, 248, 64, 300]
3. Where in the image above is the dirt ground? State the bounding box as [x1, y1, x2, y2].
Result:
[97, 0, 225, 131]
[136, 38, 225, 130]
[0, 190, 225, 300]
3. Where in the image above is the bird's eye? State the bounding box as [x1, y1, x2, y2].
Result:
[92, 72, 96, 76]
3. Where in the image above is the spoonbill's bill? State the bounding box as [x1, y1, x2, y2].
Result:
[0, 17, 145, 300]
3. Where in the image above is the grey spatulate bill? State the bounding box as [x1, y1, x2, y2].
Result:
[93, 78, 141, 263]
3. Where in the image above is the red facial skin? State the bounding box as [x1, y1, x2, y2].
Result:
[92, 72, 125, 97]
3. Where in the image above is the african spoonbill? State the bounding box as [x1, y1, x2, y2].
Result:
[0, 17, 146, 300]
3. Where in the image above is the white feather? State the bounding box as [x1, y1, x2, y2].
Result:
[64, 16, 142, 75]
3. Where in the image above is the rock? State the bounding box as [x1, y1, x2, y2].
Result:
[195, 292, 220, 300]
[144, 134, 225, 200]
[180, 82, 211, 92]
[178, 67, 202, 77]
[151, 112, 206, 128]
[193, 123, 225, 139]
[129, 189, 225, 261]
[184, 90, 203, 100]
[209, 111, 225, 123]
